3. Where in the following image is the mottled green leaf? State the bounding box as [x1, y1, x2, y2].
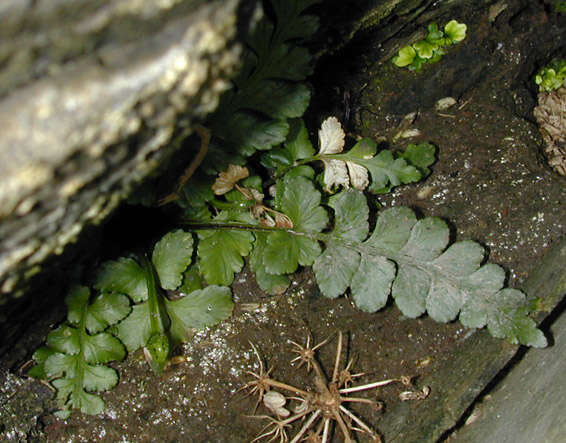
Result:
[166, 286, 233, 343]
[328, 189, 369, 241]
[198, 227, 253, 286]
[86, 293, 131, 334]
[426, 278, 464, 322]
[311, 202, 545, 346]
[487, 289, 547, 347]
[392, 264, 430, 318]
[459, 264, 506, 328]
[111, 302, 155, 352]
[432, 241, 484, 277]
[314, 190, 369, 299]
[82, 333, 126, 364]
[95, 257, 148, 303]
[47, 325, 80, 355]
[152, 230, 194, 290]
[351, 255, 396, 312]
[366, 207, 417, 255]
[400, 217, 450, 261]
[314, 244, 360, 299]
[264, 176, 328, 274]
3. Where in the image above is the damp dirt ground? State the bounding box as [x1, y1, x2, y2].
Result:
[1, 2, 566, 442]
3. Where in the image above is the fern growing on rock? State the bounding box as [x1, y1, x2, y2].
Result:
[29, 0, 547, 419]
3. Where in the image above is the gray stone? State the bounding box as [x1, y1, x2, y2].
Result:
[378, 238, 566, 442]
[451, 310, 566, 443]
[0, 0, 243, 299]
[450, 242, 566, 443]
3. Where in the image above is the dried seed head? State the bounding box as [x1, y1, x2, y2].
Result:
[263, 391, 290, 417]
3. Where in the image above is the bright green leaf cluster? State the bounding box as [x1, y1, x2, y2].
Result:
[554, 1, 566, 13]
[535, 59, 566, 92]
[393, 20, 467, 71]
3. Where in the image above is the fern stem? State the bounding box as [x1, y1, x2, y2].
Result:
[141, 255, 163, 337]
[182, 220, 333, 241]
[74, 297, 89, 407]
[182, 221, 288, 233]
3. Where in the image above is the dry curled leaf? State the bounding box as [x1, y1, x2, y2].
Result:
[263, 390, 290, 417]
[346, 161, 370, 190]
[318, 116, 349, 190]
[533, 86, 566, 176]
[318, 116, 369, 191]
[212, 165, 250, 195]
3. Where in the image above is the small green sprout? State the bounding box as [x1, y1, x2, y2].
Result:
[393, 45, 417, 67]
[413, 40, 436, 59]
[393, 20, 467, 71]
[535, 59, 566, 92]
[444, 20, 467, 44]
[426, 23, 444, 43]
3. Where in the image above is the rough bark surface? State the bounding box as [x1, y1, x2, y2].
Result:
[0, 0, 242, 301]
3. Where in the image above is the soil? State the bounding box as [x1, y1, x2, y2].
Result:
[1, 1, 565, 442]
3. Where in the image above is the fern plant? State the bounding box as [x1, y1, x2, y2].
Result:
[30, 0, 547, 419]
[28, 286, 130, 417]
[30, 231, 234, 415]
[180, 118, 546, 348]
[201, 0, 322, 173]
[94, 230, 233, 374]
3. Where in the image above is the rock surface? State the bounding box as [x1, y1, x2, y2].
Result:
[0, 0, 242, 301]
[452, 254, 566, 443]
